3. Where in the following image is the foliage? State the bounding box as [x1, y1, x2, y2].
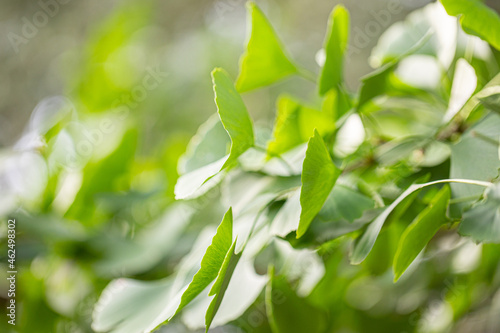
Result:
[2, 1, 500, 333]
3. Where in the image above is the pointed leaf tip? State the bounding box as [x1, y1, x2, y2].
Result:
[212, 68, 254, 170]
[236, 2, 298, 92]
[318, 5, 350, 95]
[393, 185, 450, 281]
[297, 129, 341, 238]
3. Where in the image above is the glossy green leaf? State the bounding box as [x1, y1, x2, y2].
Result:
[357, 61, 405, 111]
[363, 217, 406, 276]
[440, 0, 500, 50]
[321, 87, 352, 122]
[459, 183, 500, 243]
[205, 241, 242, 332]
[302, 187, 378, 243]
[357, 32, 431, 111]
[318, 5, 349, 95]
[174, 80, 246, 200]
[177, 207, 234, 312]
[236, 2, 297, 92]
[450, 114, 500, 205]
[297, 130, 341, 238]
[92, 208, 235, 333]
[393, 185, 450, 281]
[267, 95, 336, 156]
[212, 68, 255, 169]
[351, 179, 491, 265]
[319, 184, 376, 223]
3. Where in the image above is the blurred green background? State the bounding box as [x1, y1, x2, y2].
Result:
[0, 0, 439, 147]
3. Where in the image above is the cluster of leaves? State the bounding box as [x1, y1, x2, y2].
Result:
[2, 1, 500, 332]
[91, 1, 500, 332]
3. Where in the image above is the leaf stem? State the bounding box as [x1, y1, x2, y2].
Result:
[418, 178, 492, 188]
[351, 178, 491, 265]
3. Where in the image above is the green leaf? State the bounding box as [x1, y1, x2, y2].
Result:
[267, 97, 307, 156]
[266, 273, 327, 333]
[236, 2, 297, 92]
[363, 217, 406, 277]
[479, 91, 500, 114]
[271, 189, 301, 237]
[321, 87, 352, 122]
[174, 157, 226, 200]
[310, 209, 382, 244]
[267, 95, 336, 156]
[357, 61, 397, 111]
[450, 114, 500, 205]
[180, 114, 230, 173]
[351, 179, 491, 265]
[318, 5, 349, 96]
[454, 75, 500, 121]
[299, 187, 377, 243]
[356, 32, 431, 111]
[459, 183, 500, 243]
[92, 208, 235, 333]
[440, 0, 500, 51]
[393, 185, 451, 281]
[65, 128, 138, 221]
[174, 101, 244, 200]
[94, 203, 195, 276]
[212, 68, 255, 170]
[92, 277, 175, 333]
[177, 207, 234, 312]
[205, 241, 242, 332]
[375, 136, 430, 166]
[297, 130, 341, 238]
[369, 5, 439, 68]
[319, 184, 376, 223]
